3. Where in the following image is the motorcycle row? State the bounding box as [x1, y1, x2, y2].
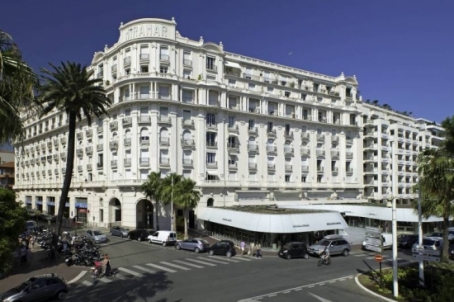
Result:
[25, 227, 103, 267]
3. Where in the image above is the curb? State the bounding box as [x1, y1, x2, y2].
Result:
[68, 270, 87, 284]
[354, 273, 396, 302]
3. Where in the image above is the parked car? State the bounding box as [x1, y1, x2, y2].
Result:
[0, 273, 68, 302]
[175, 238, 210, 253]
[127, 229, 150, 241]
[85, 230, 107, 243]
[207, 240, 236, 257]
[412, 236, 443, 251]
[308, 235, 351, 257]
[39, 213, 56, 223]
[397, 234, 419, 249]
[148, 231, 177, 246]
[25, 220, 37, 231]
[278, 242, 309, 260]
[111, 226, 129, 238]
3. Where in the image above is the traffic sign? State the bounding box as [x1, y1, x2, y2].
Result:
[412, 248, 441, 256]
[374, 254, 383, 262]
[412, 254, 440, 262]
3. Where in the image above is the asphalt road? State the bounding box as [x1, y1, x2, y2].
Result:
[65, 234, 415, 302]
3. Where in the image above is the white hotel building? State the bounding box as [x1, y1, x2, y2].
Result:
[14, 18, 446, 246]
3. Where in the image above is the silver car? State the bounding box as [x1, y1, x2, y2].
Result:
[175, 238, 210, 253]
[308, 235, 351, 257]
[86, 230, 107, 243]
[111, 226, 129, 238]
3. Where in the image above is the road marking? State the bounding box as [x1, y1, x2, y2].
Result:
[99, 277, 112, 283]
[200, 257, 229, 264]
[133, 265, 157, 274]
[185, 258, 217, 266]
[118, 267, 144, 278]
[217, 257, 240, 263]
[354, 254, 366, 257]
[160, 261, 191, 271]
[146, 263, 177, 273]
[234, 257, 252, 261]
[115, 273, 126, 280]
[82, 280, 93, 286]
[173, 259, 204, 268]
[308, 292, 333, 302]
[68, 270, 87, 284]
[237, 275, 355, 302]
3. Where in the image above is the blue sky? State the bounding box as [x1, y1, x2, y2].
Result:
[3, 0, 453, 123]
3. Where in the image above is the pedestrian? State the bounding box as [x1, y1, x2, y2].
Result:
[240, 241, 246, 256]
[30, 234, 35, 251]
[256, 243, 262, 259]
[249, 242, 255, 257]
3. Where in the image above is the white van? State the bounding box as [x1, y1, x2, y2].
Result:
[148, 230, 177, 246]
[362, 232, 393, 251]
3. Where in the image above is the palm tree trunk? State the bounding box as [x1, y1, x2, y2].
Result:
[53, 112, 76, 255]
[155, 199, 160, 231]
[184, 208, 189, 239]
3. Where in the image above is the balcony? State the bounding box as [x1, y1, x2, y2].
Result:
[124, 138, 132, 148]
[317, 134, 325, 142]
[110, 121, 118, 131]
[248, 163, 257, 170]
[301, 132, 310, 142]
[228, 125, 239, 134]
[85, 129, 93, 138]
[140, 53, 149, 61]
[138, 115, 151, 124]
[97, 162, 103, 169]
[206, 141, 217, 149]
[124, 57, 131, 66]
[46, 141, 52, 149]
[123, 117, 132, 127]
[247, 144, 259, 153]
[285, 164, 292, 171]
[158, 115, 171, 125]
[331, 150, 339, 158]
[41, 144, 46, 151]
[316, 149, 325, 157]
[159, 137, 170, 146]
[267, 163, 275, 171]
[206, 123, 217, 131]
[346, 168, 353, 175]
[77, 165, 83, 173]
[111, 160, 117, 168]
[346, 138, 353, 146]
[124, 158, 132, 167]
[109, 141, 118, 150]
[76, 149, 83, 157]
[346, 152, 353, 159]
[97, 127, 103, 135]
[301, 166, 309, 173]
[97, 143, 103, 152]
[159, 158, 170, 167]
[300, 147, 310, 156]
[182, 159, 193, 167]
[85, 146, 93, 155]
[317, 167, 324, 174]
[160, 54, 169, 61]
[248, 127, 258, 136]
[284, 147, 294, 156]
[227, 143, 240, 153]
[60, 152, 66, 160]
[266, 145, 277, 154]
[182, 119, 195, 128]
[267, 129, 276, 137]
[206, 65, 217, 72]
[62, 168, 66, 174]
[183, 59, 192, 66]
[140, 138, 150, 146]
[284, 131, 293, 140]
[181, 139, 195, 148]
[206, 161, 217, 168]
[86, 164, 92, 171]
[331, 136, 339, 143]
[111, 64, 117, 73]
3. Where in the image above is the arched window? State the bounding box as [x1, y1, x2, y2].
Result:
[207, 198, 214, 207]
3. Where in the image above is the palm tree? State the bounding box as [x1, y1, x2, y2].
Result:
[38, 62, 111, 251]
[0, 30, 36, 144]
[160, 173, 182, 232]
[417, 147, 454, 263]
[141, 171, 163, 231]
[174, 178, 201, 239]
[442, 115, 454, 155]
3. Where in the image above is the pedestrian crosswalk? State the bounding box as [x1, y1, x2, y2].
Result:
[80, 256, 253, 286]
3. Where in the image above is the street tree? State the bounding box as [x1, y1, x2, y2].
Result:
[0, 29, 36, 144]
[38, 62, 111, 252]
[174, 178, 201, 239]
[0, 188, 28, 273]
[141, 171, 163, 231]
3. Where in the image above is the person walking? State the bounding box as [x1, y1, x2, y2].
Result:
[240, 241, 246, 256]
[256, 243, 262, 259]
[249, 242, 255, 257]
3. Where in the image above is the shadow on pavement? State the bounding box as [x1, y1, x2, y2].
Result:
[66, 271, 173, 302]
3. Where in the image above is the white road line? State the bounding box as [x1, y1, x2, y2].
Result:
[99, 277, 112, 283]
[173, 259, 204, 268]
[68, 270, 87, 284]
[115, 273, 126, 280]
[133, 265, 157, 274]
[146, 263, 177, 273]
[234, 257, 252, 261]
[185, 258, 217, 266]
[82, 280, 93, 286]
[217, 257, 240, 263]
[200, 257, 229, 264]
[160, 261, 191, 271]
[118, 267, 144, 278]
[366, 256, 375, 259]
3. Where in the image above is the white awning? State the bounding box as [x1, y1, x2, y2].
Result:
[198, 207, 348, 234]
[225, 61, 241, 69]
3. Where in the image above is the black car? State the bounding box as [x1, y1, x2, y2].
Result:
[127, 229, 149, 241]
[207, 240, 236, 257]
[0, 273, 68, 302]
[278, 242, 309, 260]
[397, 234, 419, 249]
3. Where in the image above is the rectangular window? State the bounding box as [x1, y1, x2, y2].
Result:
[206, 113, 216, 125]
[182, 90, 193, 103]
[245, 67, 252, 79]
[160, 46, 169, 61]
[183, 69, 191, 79]
[158, 86, 170, 99]
[264, 71, 271, 83]
[206, 57, 215, 70]
[97, 154, 103, 168]
[248, 119, 255, 130]
[301, 176, 306, 182]
[140, 106, 148, 114]
[285, 175, 291, 182]
[206, 152, 216, 163]
[160, 66, 168, 74]
[140, 65, 149, 73]
[228, 116, 235, 127]
[267, 122, 273, 132]
[183, 110, 191, 120]
[183, 51, 191, 65]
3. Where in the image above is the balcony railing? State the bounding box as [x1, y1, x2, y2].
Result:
[228, 125, 239, 133]
[248, 127, 258, 135]
[124, 158, 132, 167]
[266, 145, 277, 153]
[124, 138, 132, 147]
[110, 121, 118, 131]
[331, 150, 339, 158]
[140, 53, 149, 61]
[206, 161, 217, 168]
[301, 132, 310, 141]
[248, 163, 257, 170]
[158, 115, 171, 124]
[123, 117, 132, 126]
[160, 158, 170, 166]
[248, 144, 258, 153]
[124, 57, 131, 66]
[86, 164, 92, 171]
[206, 141, 217, 148]
[227, 143, 240, 152]
[284, 147, 294, 156]
[267, 129, 276, 137]
[206, 123, 217, 130]
[183, 59, 192, 66]
[138, 115, 151, 124]
[301, 166, 309, 172]
[317, 134, 325, 142]
[267, 163, 275, 170]
[181, 139, 194, 148]
[111, 160, 117, 168]
[97, 144, 103, 152]
[285, 164, 292, 171]
[159, 137, 170, 146]
[140, 138, 150, 146]
[85, 146, 93, 155]
[109, 141, 118, 150]
[97, 127, 103, 134]
[182, 119, 194, 128]
[300, 147, 310, 156]
[183, 159, 193, 167]
[346, 152, 353, 159]
[160, 54, 169, 61]
[228, 162, 237, 170]
[346, 168, 353, 175]
[85, 129, 93, 138]
[317, 167, 324, 174]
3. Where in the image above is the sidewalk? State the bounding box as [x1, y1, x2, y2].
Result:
[0, 248, 86, 294]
